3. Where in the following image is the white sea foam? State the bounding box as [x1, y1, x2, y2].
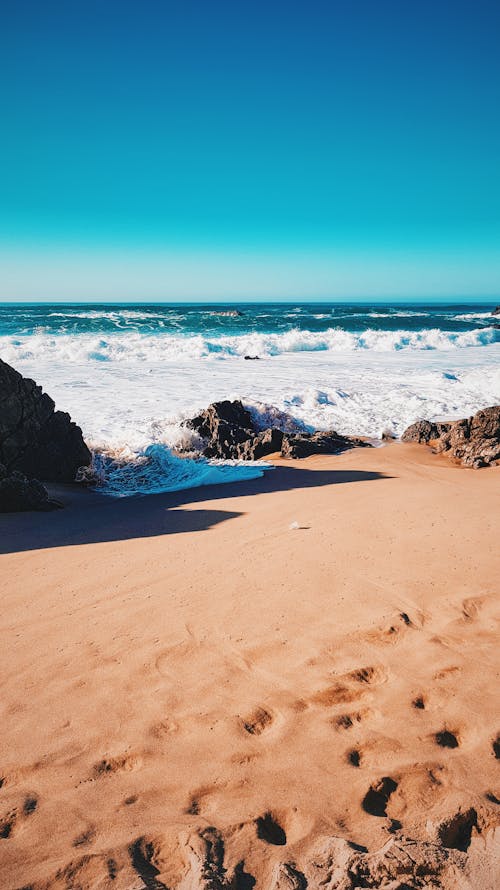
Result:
[0, 325, 497, 367]
[92, 444, 268, 497]
[367, 311, 430, 318]
[452, 311, 495, 321]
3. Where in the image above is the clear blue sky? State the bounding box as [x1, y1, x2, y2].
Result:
[1, 0, 499, 300]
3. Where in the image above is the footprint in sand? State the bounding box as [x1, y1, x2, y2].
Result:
[150, 718, 179, 739]
[362, 777, 398, 817]
[92, 753, 142, 779]
[241, 706, 274, 736]
[347, 748, 362, 767]
[434, 730, 460, 749]
[433, 665, 461, 681]
[0, 794, 38, 839]
[255, 812, 287, 845]
[386, 764, 447, 821]
[461, 595, 488, 622]
[331, 708, 374, 731]
[312, 665, 387, 708]
[345, 665, 387, 685]
[73, 825, 97, 848]
[184, 785, 216, 816]
[412, 695, 426, 710]
[366, 610, 421, 645]
[437, 808, 478, 851]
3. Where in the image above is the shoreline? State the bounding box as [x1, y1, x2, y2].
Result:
[1, 443, 499, 888]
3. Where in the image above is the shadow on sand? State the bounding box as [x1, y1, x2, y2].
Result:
[0, 466, 392, 555]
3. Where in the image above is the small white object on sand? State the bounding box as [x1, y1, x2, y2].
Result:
[289, 521, 300, 530]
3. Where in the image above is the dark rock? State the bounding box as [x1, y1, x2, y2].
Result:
[212, 309, 242, 316]
[187, 399, 256, 459]
[187, 400, 369, 461]
[492, 305, 500, 315]
[401, 420, 452, 444]
[188, 399, 284, 460]
[0, 358, 91, 482]
[0, 463, 61, 512]
[244, 355, 260, 360]
[434, 405, 500, 468]
[236, 428, 284, 459]
[402, 406, 500, 468]
[280, 430, 369, 459]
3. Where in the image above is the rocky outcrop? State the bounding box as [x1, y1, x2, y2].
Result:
[402, 406, 500, 467]
[187, 400, 259, 459]
[0, 463, 61, 512]
[434, 406, 500, 468]
[237, 427, 284, 460]
[492, 305, 500, 315]
[187, 400, 369, 461]
[401, 420, 452, 444]
[0, 358, 91, 482]
[281, 430, 369, 458]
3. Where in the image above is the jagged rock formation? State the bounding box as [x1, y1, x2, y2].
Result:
[402, 406, 500, 468]
[0, 358, 91, 483]
[187, 400, 369, 461]
[187, 400, 259, 459]
[401, 420, 452, 444]
[281, 430, 369, 458]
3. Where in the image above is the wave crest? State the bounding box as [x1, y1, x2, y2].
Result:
[1, 325, 497, 364]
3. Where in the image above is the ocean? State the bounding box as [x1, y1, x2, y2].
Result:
[2, 301, 499, 495]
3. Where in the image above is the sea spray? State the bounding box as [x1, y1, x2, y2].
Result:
[91, 443, 270, 497]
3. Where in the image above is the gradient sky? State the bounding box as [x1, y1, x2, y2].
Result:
[1, 0, 500, 300]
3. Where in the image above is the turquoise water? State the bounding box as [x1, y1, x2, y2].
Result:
[0, 301, 498, 345]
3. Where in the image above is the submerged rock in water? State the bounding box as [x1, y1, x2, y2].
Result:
[211, 309, 242, 317]
[0, 463, 61, 512]
[0, 358, 91, 482]
[402, 406, 500, 467]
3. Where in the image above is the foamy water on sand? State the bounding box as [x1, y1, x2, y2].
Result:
[1, 301, 499, 494]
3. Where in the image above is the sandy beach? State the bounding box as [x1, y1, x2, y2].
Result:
[1, 442, 499, 889]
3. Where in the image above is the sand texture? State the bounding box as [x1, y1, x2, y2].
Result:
[0, 443, 499, 889]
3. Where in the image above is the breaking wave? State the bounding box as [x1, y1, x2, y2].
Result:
[91, 444, 269, 497]
[1, 326, 498, 364]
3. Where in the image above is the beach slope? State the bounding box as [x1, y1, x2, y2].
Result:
[0, 444, 499, 888]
